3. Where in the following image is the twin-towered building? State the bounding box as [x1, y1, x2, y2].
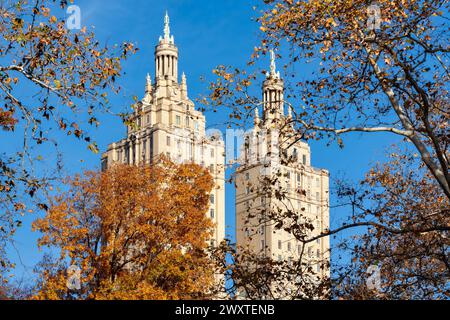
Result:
[102, 13, 330, 296]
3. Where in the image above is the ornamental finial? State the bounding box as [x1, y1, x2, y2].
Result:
[255, 107, 260, 125]
[159, 11, 174, 44]
[146, 73, 152, 92]
[269, 49, 280, 79]
[164, 11, 170, 40]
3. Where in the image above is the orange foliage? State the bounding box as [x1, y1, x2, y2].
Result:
[32, 158, 216, 300]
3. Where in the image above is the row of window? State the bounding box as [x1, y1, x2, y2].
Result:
[174, 115, 200, 131]
[277, 240, 321, 252]
[259, 240, 322, 259]
[245, 171, 322, 189]
[131, 114, 200, 131]
[164, 152, 217, 175]
[244, 187, 321, 203]
[241, 197, 323, 219]
[275, 256, 322, 273]
[243, 145, 309, 166]
[166, 136, 216, 158]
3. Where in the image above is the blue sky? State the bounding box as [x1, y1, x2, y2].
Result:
[4, 0, 400, 284]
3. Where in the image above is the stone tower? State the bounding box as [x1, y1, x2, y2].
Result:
[102, 12, 225, 247]
[235, 51, 330, 298]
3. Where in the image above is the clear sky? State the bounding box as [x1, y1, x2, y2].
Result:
[5, 0, 400, 284]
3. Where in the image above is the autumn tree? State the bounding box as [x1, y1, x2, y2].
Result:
[331, 150, 449, 299]
[204, 0, 449, 299]
[31, 158, 217, 300]
[0, 0, 135, 283]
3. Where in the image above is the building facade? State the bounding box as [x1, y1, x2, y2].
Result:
[101, 13, 225, 246]
[235, 51, 330, 297]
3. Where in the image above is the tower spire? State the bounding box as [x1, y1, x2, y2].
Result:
[269, 49, 280, 79]
[159, 11, 174, 44]
[164, 11, 170, 41]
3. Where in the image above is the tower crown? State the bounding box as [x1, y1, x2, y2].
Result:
[155, 11, 179, 83]
[262, 50, 284, 123]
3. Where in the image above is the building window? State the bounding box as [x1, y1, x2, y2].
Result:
[287, 242, 292, 252]
[298, 245, 302, 255]
[316, 178, 320, 188]
[316, 192, 320, 201]
[297, 173, 301, 184]
[176, 115, 181, 126]
[245, 172, 250, 180]
[246, 187, 250, 195]
[209, 164, 214, 174]
[210, 208, 215, 219]
[278, 255, 282, 262]
[166, 136, 171, 146]
[308, 247, 313, 258]
[302, 154, 307, 165]
[278, 240, 282, 250]
[211, 148, 215, 158]
[293, 148, 298, 160]
[186, 116, 190, 127]
[259, 225, 265, 235]
[317, 249, 320, 258]
[194, 121, 199, 132]
[261, 240, 265, 251]
[101, 158, 108, 171]
[188, 143, 193, 160]
[143, 139, 147, 162]
[210, 194, 215, 204]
